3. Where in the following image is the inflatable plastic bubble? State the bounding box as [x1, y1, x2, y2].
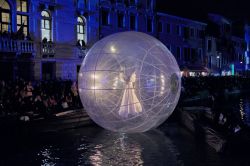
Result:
[78, 31, 181, 133]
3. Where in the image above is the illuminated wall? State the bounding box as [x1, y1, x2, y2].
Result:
[156, 12, 206, 68]
[28, 0, 100, 80]
[245, 25, 250, 70]
[2, 0, 245, 80]
[205, 14, 246, 75]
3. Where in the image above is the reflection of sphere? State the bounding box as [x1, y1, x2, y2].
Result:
[78, 31, 181, 133]
[86, 130, 180, 166]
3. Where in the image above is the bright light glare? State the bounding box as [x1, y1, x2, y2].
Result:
[110, 45, 116, 53]
[91, 74, 98, 79]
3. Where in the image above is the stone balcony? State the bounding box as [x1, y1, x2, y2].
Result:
[41, 42, 56, 58]
[76, 46, 87, 59]
[0, 38, 34, 55]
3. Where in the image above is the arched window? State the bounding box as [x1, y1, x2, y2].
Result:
[16, 0, 28, 36]
[41, 10, 52, 41]
[0, 0, 11, 33]
[77, 16, 87, 46]
[16, 0, 27, 12]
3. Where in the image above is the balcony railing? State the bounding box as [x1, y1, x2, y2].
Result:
[76, 46, 86, 59]
[41, 42, 55, 58]
[0, 38, 34, 54]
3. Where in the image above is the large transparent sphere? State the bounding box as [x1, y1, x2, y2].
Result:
[78, 31, 181, 133]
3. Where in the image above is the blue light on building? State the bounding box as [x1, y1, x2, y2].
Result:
[0, 0, 248, 80]
[231, 64, 235, 76]
[245, 52, 249, 70]
[245, 25, 250, 71]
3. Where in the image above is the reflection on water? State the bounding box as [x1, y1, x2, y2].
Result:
[37, 146, 59, 166]
[86, 132, 144, 166]
[2, 95, 250, 165]
[242, 97, 250, 125]
[222, 95, 250, 126]
[82, 130, 180, 166]
[1, 121, 250, 165]
[0, 127, 182, 166]
[35, 129, 181, 166]
[239, 98, 245, 120]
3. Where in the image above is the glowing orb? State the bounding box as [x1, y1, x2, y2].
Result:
[78, 31, 181, 133]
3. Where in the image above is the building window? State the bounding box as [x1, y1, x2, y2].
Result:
[176, 25, 181, 36]
[147, 18, 152, 32]
[41, 10, 52, 41]
[207, 39, 212, 52]
[17, 0, 27, 12]
[146, 0, 151, 9]
[184, 47, 190, 61]
[130, 15, 135, 30]
[101, 9, 109, 26]
[158, 22, 162, 32]
[190, 28, 195, 37]
[77, 0, 82, 8]
[77, 16, 87, 46]
[117, 12, 124, 28]
[223, 23, 230, 33]
[217, 55, 221, 68]
[176, 46, 181, 60]
[198, 29, 204, 38]
[191, 48, 196, 61]
[0, 0, 11, 33]
[241, 42, 246, 50]
[17, 14, 28, 36]
[77, 0, 87, 9]
[129, 0, 136, 5]
[198, 48, 202, 59]
[116, 0, 123, 3]
[16, 0, 29, 36]
[166, 23, 171, 33]
[183, 27, 189, 39]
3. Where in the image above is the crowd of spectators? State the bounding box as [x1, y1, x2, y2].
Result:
[1, 76, 250, 119]
[0, 79, 82, 118]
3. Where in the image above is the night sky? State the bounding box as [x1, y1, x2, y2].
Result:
[156, 0, 250, 36]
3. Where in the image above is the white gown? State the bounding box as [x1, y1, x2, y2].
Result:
[118, 72, 142, 118]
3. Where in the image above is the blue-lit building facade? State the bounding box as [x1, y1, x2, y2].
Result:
[0, 0, 99, 80]
[245, 25, 250, 71]
[205, 14, 246, 76]
[156, 13, 207, 76]
[99, 1, 207, 77]
[0, 0, 248, 80]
